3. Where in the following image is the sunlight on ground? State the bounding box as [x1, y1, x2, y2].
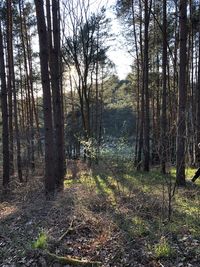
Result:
[64, 161, 200, 244]
[1, 161, 200, 266]
[0, 203, 18, 220]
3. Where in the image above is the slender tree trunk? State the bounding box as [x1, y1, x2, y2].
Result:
[9, 8, 23, 183]
[0, 22, 10, 188]
[161, 0, 167, 174]
[143, 0, 151, 171]
[6, 0, 14, 175]
[196, 4, 200, 148]
[176, 0, 187, 186]
[131, 0, 140, 166]
[137, 0, 144, 170]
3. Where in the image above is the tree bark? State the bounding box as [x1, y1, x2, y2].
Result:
[6, 0, 14, 175]
[143, 0, 151, 171]
[0, 22, 10, 188]
[51, 0, 65, 189]
[34, 0, 55, 195]
[161, 0, 167, 174]
[176, 0, 187, 186]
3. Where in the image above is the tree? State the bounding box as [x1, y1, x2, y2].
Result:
[7, 0, 23, 182]
[143, 0, 152, 171]
[161, 0, 167, 174]
[196, 3, 200, 157]
[0, 21, 10, 188]
[6, 0, 14, 175]
[176, 0, 188, 186]
[46, 0, 65, 190]
[62, 4, 110, 162]
[34, 0, 55, 195]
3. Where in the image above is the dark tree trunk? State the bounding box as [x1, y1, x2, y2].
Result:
[143, 0, 151, 171]
[34, 0, 55, 195]
[0, 22, 10, 188]
[6, 0, 14, 175]
[137, 0, 144, 170]
[47, 0, 65, 190]
[176, 0, 187, 186]
[196, 4, 200, 150]
[161, 0, 167, 174]
[8, 0, 23, 183]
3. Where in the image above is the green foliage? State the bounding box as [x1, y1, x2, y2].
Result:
[80, 137, 98, 160]
[32, 232, 48, 249]
[153, 237, 174, 259]
[102, 75, 136, 138]
[131, 216, 150, 237]
[102, 107, 136, 137]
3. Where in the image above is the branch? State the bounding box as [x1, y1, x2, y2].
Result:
[46, 251, 101, 266]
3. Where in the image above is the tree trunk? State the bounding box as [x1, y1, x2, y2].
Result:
[176, 0, 187, 186]
[0, 22, 10, 188]
[6, 0, 14, 175]
[137, 0, 144, 170]
[34, 0, 55, 195]
[47, 0, 65, 190]
[161, 0, 167, 174]
[196, 4, 200, 151]
[143, 0, 151, 171]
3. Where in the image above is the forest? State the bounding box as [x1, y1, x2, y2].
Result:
[1, 0, 200, 266]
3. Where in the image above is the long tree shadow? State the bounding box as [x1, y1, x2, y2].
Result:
[92, 162, 200, 239]
[90, 164, 200, 265]
[91, 172, 162, 266]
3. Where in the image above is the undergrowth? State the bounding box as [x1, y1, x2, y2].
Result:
[1, 157, 200, 266]
[32, 232, 48, 249]
[64, 158, 200, 264]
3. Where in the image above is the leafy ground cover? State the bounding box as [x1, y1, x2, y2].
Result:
[0, 159, 200, 266]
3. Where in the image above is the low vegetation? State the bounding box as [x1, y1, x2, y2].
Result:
[1, 155, 200, 266]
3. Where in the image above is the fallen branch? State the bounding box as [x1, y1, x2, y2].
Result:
[46, 251, 101, 266]
[58, 219, 74, 242]
[58, 221, 85, 242]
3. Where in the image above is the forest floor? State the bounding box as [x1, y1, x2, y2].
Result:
[1, 158, 200, 267]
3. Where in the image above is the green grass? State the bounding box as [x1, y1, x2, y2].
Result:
[130, 216, 150, 237]
[153, 236, 174, 259]
[64, 159, 200, 262]
[32, 232, 48, 249]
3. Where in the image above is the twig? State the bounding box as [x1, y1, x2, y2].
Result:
[45, 251, 101, 266]
[58, 219, 74, 242]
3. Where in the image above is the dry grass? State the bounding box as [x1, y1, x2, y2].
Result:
[1, 160, 200, 266]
